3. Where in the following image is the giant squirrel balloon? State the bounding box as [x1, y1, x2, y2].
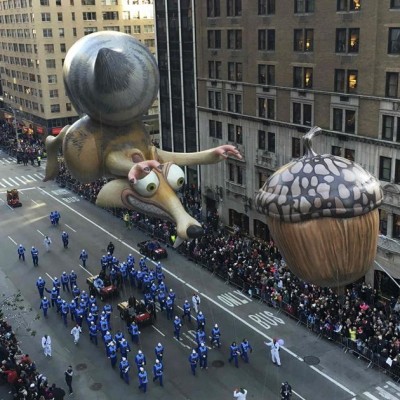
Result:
[255, 126, 383, 287]
[44, 32, 241, 242]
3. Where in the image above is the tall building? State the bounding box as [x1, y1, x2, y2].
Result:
[154, 0, 198, 185]
[0, 0, 158, 137]
[193, 0, 400, 286]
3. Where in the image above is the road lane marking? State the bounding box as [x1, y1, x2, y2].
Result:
[27, 175, 37, 181]
[152, 326, 165, 337]
[78, 264, 93, 276]
[376, 387, 398, 400]
[2, 178, 12, 186]
[363, 393, 379, 400]
[37, 229, 45, 236]
[8, 236, 17, 245]
[8, 178, 19, 186]
[15, 177, 26, 184]
[386, 381, 400, 392]
[0, 181, 6, 188]
[37, 187, 355, 398]
[65, 224, 77, 232]
[32, 200, 38, 205]
[293, 390, 307, 400]
[45, 273, 55, 282]
[186, 283, 198, 292]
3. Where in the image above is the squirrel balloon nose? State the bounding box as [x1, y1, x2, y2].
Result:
[186, 225, 204, 239]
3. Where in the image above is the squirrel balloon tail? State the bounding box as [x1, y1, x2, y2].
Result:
[43, 125, 69, 182]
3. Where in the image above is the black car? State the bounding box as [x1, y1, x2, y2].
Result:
[137, 240, 168, 260]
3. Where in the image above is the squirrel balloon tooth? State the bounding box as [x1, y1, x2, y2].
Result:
[255, 126, 383, 288]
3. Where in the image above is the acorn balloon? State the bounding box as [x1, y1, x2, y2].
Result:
[255, 126, 383, 287]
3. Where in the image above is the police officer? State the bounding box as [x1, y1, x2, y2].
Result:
[107, 340, 118, 368]
[240, 338, 253, 363]
[88, 295, 96, 307]
[114, 330, 124, 348]
[166, 296, 174, 320]
[158, 290, 166, 312]
[54, 210, 60, 225]
[169, 289, 176, 305]
[99, 317, 110, 338]
[229, 341, 240, 368]
[182, 300, 191, 322]
[135, 350, 146, 371]
[69, 270, 77, 291]
[103, 331, 113, 348]
[156, 270, 165, 285]
[158, 281, 167, 293]
[280, 382, 292, 399]
[61, 272, 70, 292]
[89, 321, 99, 346]
[90, 302, 99, 323]
[50, 211, 55, 226]
[173, 316, 182, 341]
[72, 285, 80, 302]
[196, 311, 205, 330]
[120, 338, 131, 358]
[195, 329, 206, 350]
[152, 359, 163, 387]
[31, 246, 39, 266]
[69, 300, 76, 322]
[40, 297, 50, 318]
[188, 349, 199, 376]
[100, 255, 108, 272]
[127, 253, 135, 267]
[18, 244, 26, 261]
[198, 342, 208, 369]
[119, 357, 130, 384]
[128, 321, 141, 345]
[211, 324, 221, 348]
[79, 249, 88, 267]
[138, 367, 148, 393]
[55, 296, 63, 314]
[86, 313, 95, 329]
[120, 262, 128, 284]
[46, 287, 58, 308]
[129, 265, 137, 287]
[154, 343, 164, 362]
[103, 303, 112, 324]
[61, 231, 69, 249]
[52, 277, 61, 294]
[36, 277, 46, 298]
[74, 306, 85, 327]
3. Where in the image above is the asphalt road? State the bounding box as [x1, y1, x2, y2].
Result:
[0, 150, 398, 400]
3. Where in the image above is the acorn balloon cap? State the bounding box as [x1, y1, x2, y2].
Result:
[255, 126, 383, 221]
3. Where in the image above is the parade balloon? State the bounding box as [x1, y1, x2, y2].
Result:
[44, 31, 241, 242]
[255, 126, 383, 287]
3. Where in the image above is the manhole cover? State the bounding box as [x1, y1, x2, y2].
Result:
[212, 360, 224, 368]
[303, 356, 320, 365]
[90, 383, 102, 391]
[76, 363, 87, 371]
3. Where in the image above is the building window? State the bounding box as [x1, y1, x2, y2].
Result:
[336, 28, 359, 53]
[382, 115, 400, 141]
[294, 0, 314, 13]
[207, 0, 221, 17]
[294, 29, 314, 52]
[337, 0, 361, 11]
[83, 12, 96, 20]
[395, 160, 400, 184]
[267, 131, 276, 152]
[66, 102, 72, 111]
[209, 61, 221, 79]
[124, 26, 131, 34]
[84, 27, 97, 35]
[237, 166, 243, 185]
[391, 0, 400, 9]
[258, 29, 275, 51]
[293, 67, 313, 89]
[258, 64, 275, 85]
[228, 163, 235, 181]
[292, 102, 312, 126]
[227, 30, 242, 49]
[60, 43, 66, 52]
[258, 130, 266, 149]
[102, 11, 118, 20]
[41, 12, 51, 22]
[209, 120, 222, 139]
[344, 148, 355, 161]
[227, 124, 243, 144]
[379, 156, 392, 182]
[334, 69, 358, 93]
[50, 104, 60, 113]
[44, 44, 54, 53]
[258, 97, 275, 119]
[43, 28, 53, 38]
[207, 30, 221, 49]
[292, 137, 301, 158]
[332, 146, 341, 156]
[49, 89, 59, 98]
[208, 90, 222, 110]
[133, 25, 141, 34]
[389, 28, 400, 54]
[333, 108, 356, 133]
[47, 74, 57, 84]
[227, 93, 242, 113]
[228, 62, 242, 81]
[258, 0, 275, 14]
[59, 28, 64, 37]
[386, 72, 399, 98]
[227, 0, 242, 17]
[46, 59, 56, 68]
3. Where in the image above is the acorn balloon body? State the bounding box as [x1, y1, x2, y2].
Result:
[255, 127, 383, 287]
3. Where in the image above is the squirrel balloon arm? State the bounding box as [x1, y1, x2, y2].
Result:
[156, 144, 242, 166]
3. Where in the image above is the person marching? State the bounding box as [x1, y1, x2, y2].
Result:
[41, 335, 52, 357]
[188, 349, 199, 376]
[107, 241, 115, 255]
[265, 338, 282, 366]
[192, 293, 201, 314]
[54, 210, 60, 225]
[79, 249, 88, 268]
[69, 270, 77, 291]
[240, 338, 253, 363]
[135, 350, 146, 371]
[152, 359, 163, 387]
[40, 297, 50, 318]
[173, 316, 182, 341]
[36, 277, 46, 298]
[196, 311, 206, 331]
[18, 244, 26, 261]
[119, 357, 130, 384]
[64, 366, 74, 396]
[128, 321, 141, 345]
[138, 367, 148, 393]
[166, 296, 174, 320]
[89, 321, 99, 346]
[228, 342, 240, 368]
[61, 231, 69, 249]
[31, 246, 39, 267]
[198, 342, 208, 370]
[61, 301, 69, 327]
[107, 340, 118, 368]
[211, 324, 221, 348]
[70, 324, 82, 345]
[154, 343, 164, 362]
[280, 382, 292, 399]
[43, 235, 52, 252]
[182, 300, 191, 323]
[60, 272, 70, 292]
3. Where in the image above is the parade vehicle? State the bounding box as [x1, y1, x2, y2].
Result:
[86, 274, 118, 301]
[6, 189, 22, 208]
[137, 240, 168, 260]
[117, 297, 154, 327]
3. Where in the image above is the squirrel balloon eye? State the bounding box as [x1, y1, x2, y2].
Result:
[166, 165, 185, 191]
[134, 171, 160, 197]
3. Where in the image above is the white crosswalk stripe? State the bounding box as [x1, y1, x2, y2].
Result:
[358, 382, 400, 400]
[0, 173, 45, 188]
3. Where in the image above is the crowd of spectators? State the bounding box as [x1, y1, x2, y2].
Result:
[0, 319, 65, 399]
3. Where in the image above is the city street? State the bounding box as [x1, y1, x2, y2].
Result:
[0, 149, 398, 400]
